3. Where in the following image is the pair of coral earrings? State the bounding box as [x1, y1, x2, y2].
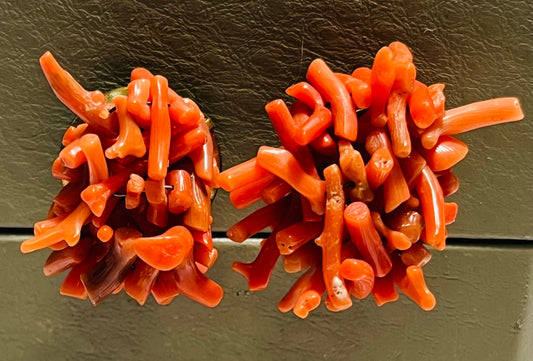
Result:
[22, 43, 524, 318]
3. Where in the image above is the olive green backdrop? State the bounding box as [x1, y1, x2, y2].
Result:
[1, 238, 533, 361]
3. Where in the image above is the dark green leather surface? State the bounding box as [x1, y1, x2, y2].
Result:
[0, 1, 531, 238]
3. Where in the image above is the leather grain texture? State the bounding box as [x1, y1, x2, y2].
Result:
[0, 0, 531, 238]
[1, 238, 533, 360]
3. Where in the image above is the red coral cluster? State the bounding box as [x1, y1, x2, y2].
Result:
[220, 41, 524, 318]
[21, 52, 223, 307]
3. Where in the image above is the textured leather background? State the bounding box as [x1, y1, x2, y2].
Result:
[1, 238, 533, 360]
[0, 0, 531, 238]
